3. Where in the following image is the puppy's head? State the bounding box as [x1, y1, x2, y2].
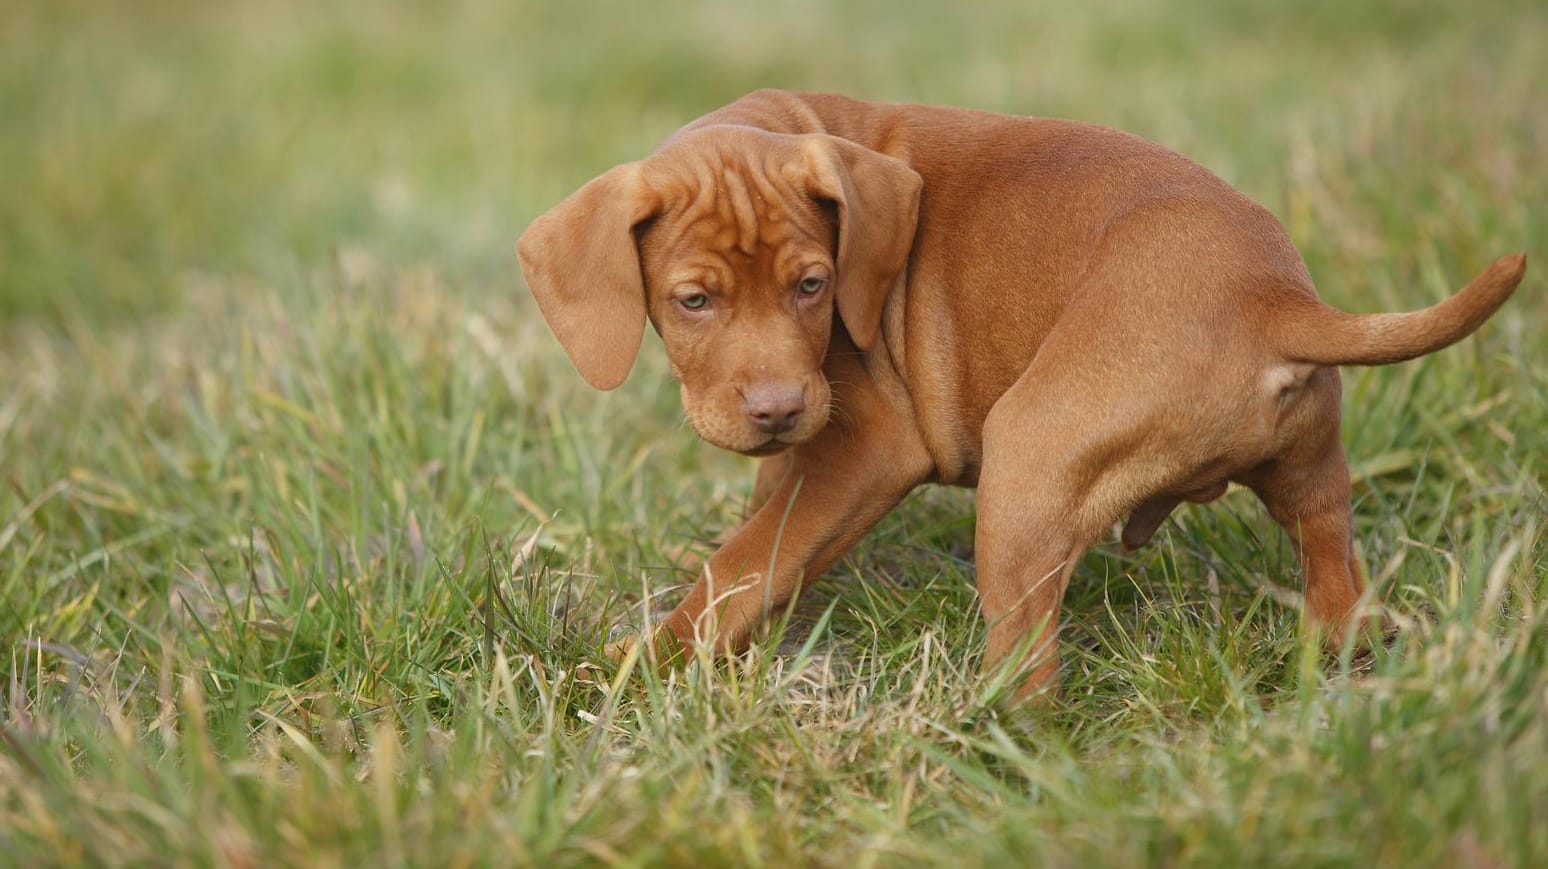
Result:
[518, 126, 921, 455]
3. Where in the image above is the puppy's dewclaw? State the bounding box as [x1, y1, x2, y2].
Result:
[518, 89, 1526, 699]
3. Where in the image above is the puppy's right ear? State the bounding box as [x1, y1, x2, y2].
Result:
[517, 163, 659, 390]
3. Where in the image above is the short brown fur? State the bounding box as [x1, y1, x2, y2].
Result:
[518, 90, 1527, 697]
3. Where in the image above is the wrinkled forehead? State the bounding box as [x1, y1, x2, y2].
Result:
[640, 128, 831, 267]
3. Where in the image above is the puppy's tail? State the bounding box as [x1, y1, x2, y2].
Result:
[1279, 253, 1526, 367]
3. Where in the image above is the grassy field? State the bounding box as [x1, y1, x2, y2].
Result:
[2, 1, 1545, 865]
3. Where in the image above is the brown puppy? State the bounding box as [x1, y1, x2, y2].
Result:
[518, 90, 1526, 696]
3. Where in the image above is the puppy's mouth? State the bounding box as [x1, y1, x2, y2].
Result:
[738, 438, 793, 458]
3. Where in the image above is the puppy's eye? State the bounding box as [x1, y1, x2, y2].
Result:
[796, 276, 827, 297]
[678, 293, 710, 311]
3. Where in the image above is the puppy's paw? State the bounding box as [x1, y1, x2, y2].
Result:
[1314, 603, 1393, 657]
[573, 660, 610, 685]
[604, 635, 640, 665]
[571, 636, 637, 685]
[576, 629, 688, 685]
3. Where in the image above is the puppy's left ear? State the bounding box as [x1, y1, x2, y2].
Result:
[803, 136, 923, 350]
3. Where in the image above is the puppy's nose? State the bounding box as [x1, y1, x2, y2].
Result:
[742, 385, 806, 435]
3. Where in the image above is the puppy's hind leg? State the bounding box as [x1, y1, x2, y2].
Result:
[974, 358, 1197, 698]
[1241, 368, 1373, 644]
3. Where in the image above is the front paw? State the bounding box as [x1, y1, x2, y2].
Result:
[604, 635, 640, 665]
[572, 636, 638, 685]
[577, 629, 686, 684]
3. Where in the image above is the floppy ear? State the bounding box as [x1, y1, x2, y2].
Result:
[803, 136, 923, 350]
[517, 162, 660, 390]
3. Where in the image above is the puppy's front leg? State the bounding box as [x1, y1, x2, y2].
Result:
[653, 423, 931, 662]
[654, 455, 793, 580]
[745, 451, 795, 520]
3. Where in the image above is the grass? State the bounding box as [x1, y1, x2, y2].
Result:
[2, 0, 1545, 865]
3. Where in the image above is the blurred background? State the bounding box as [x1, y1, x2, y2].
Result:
[3, 0, 1540, 324]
